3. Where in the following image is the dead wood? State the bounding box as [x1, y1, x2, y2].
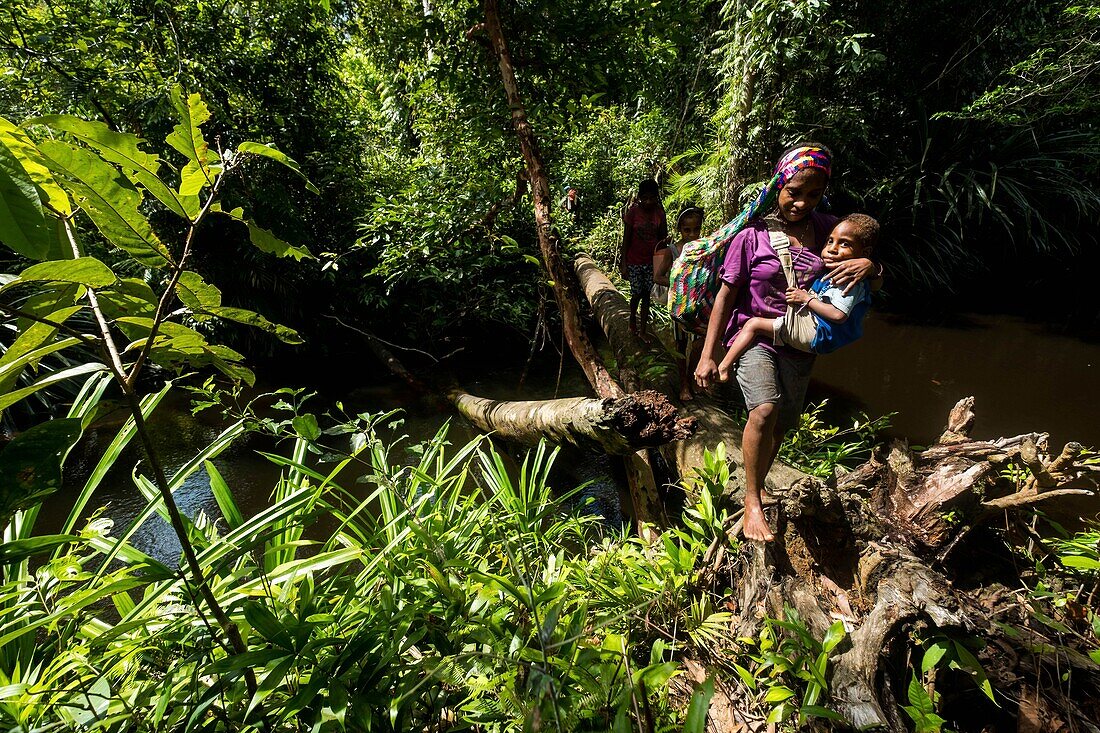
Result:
[447, 387, 695, 454]
[482, 3, 677, 531]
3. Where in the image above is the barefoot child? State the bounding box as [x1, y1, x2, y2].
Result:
[621, 179, 668, 341]
[717, 214, 879, 382]
[654, 205, 705, 400]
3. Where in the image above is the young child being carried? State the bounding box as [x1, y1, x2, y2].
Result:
[717, 213, 879, 382]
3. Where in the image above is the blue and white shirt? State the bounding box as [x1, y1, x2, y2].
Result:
[809, 279, 872, 354]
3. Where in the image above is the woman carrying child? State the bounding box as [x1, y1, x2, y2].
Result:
[653, 205, 705, 401]
[693, 144, 881, 542]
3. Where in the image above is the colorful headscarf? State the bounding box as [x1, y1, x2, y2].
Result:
[667, 145, 832, 328]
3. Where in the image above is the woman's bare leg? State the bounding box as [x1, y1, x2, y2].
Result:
[742, 402, 778, 542]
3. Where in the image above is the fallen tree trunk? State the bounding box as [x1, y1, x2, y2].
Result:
[447, 388, 695, 454]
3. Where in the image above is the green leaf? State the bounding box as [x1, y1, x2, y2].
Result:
[0, 306, 82, 393]
[97, 278, 158, 320]
[27, 115, 187, 218]
[0, 136, 51, 259]
[206, 460, 243, 529]
[800, 705, 843, 721]
[0, 418, 83, 522]
[764, 685, 795, 703]
[1060, 555, 1100, 571]
[683, 677, 714, 733]
[237, 142, 320, 195]
[6, 257, 117, 290]
[166, 88, 215, 196]
[0, 363, 108, 415]
[822, 619, 846, 653]
[921, 640, 951, 673]
[176, 270, 222, 311]
[951, 641, 996, 703]
[0, 117, 70, 217]
[292, 414, 321, 441]
[243, 601, 295, 650]
[36, 140, 172, 267]
[206, 306, 303, 345]
[0, 534, 81, 563]
[214, 206, 313, 260]
[246, 221, 313, 260]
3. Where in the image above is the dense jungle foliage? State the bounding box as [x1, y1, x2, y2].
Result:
[4, 0, 1099, 360]
[1, 0, 1099, 730]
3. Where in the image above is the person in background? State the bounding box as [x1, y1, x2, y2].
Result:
[559, 184, 580, 221]
[653, 205, 705, 401]
[621, 179, 668, 341]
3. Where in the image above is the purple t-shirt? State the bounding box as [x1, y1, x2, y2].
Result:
[718, 212, 837, 353]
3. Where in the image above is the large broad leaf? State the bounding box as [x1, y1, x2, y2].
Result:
[213, 206, 313, 260]
[0, 137, 51, 260]
[165, 88, 216, 197]
[245, 222, 313, 261]
[237, 142, 321, 195]
[207, 306, 302, 344]
[175, 270, 222, 311]
[28, 115, 188, 219]
[0, 418, 83, 523]
[116, 317, 255, 384]
[5, 257, 117, 291]
[36, 140, 172, 268]
[0, 117, 70, 217]
[97, 278, 158, 320]
[683, 678, 715, 733]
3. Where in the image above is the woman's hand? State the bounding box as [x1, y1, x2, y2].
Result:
[824, 257, 876, 295]
[785, 287, 812, 305]
[694, 356, 720, 390]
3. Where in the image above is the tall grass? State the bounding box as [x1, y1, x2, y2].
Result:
[0, 378, 741, 731]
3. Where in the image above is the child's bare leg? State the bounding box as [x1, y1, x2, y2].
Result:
[718, 317, 775, 382]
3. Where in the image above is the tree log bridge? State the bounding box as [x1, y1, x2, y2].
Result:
[447, 388, 695, 455]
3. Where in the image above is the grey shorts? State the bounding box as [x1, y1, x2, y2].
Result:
[734, 343, 815, 433]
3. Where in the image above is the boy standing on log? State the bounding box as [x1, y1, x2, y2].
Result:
[621, 179, 668, 341]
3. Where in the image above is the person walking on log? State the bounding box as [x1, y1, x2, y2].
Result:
[620, 179, 669, 342]
[694, 144, 881, 542]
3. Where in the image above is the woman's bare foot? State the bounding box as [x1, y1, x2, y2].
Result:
[760, 490, 777, 506]
[742, 503, 775, 542]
